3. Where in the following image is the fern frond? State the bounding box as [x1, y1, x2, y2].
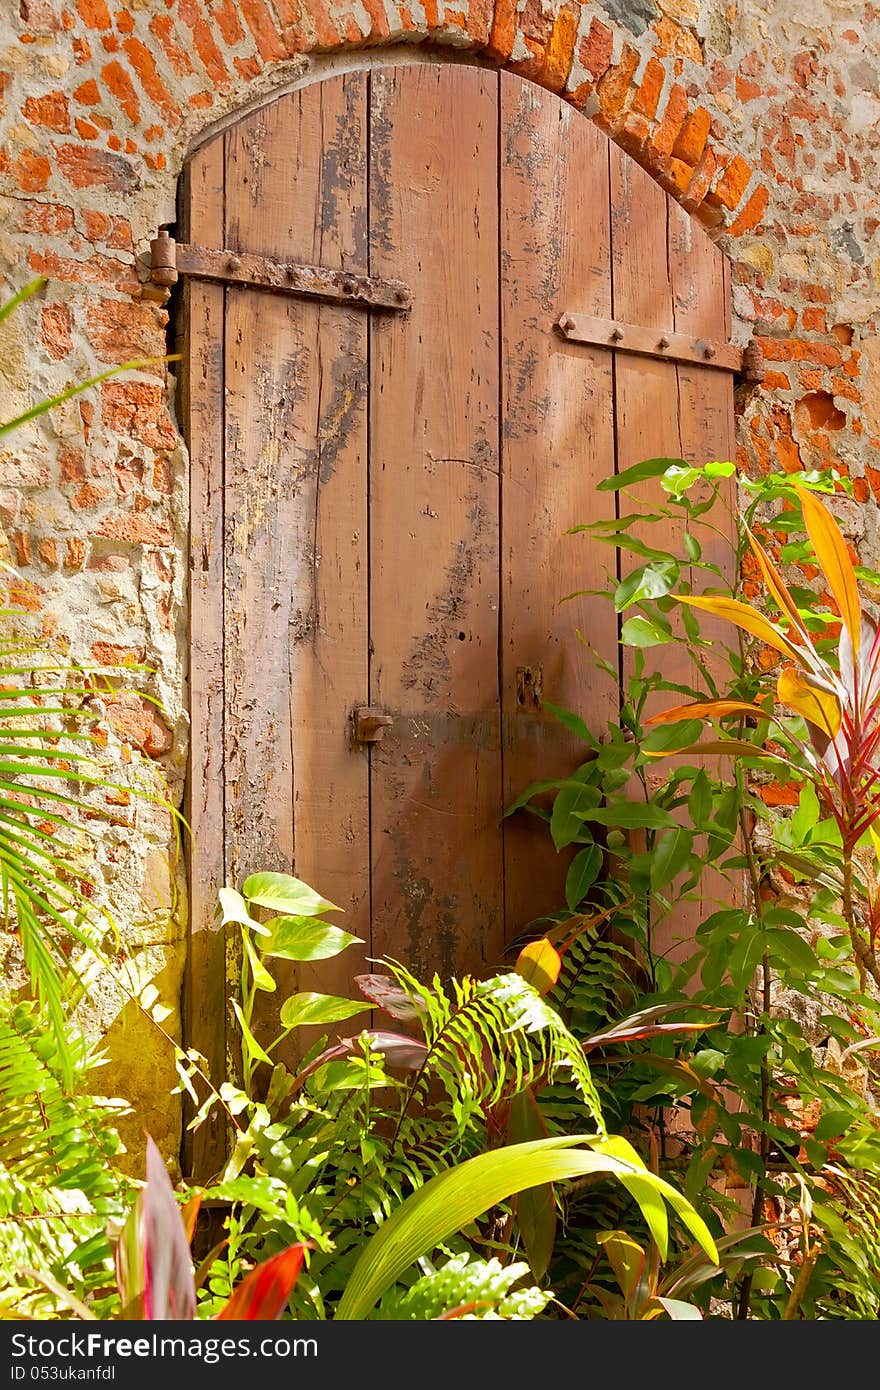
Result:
[0, 1000, 132, 1317]
[384, 962, 605, 1135]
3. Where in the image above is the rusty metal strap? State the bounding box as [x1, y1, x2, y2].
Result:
[150, 230, 412, 311]
[555, 311, 758, 377]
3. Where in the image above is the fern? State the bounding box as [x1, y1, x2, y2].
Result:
[384, 962, 605, 1135]
[0, 1000, 132, 1317]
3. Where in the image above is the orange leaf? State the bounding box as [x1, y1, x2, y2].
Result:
[745, 528, 811, 647]
[645, 700, 769, 727]
[794, 485, 861, 657]
[215, 1244, 308, 1321]
[777, 666, 842, 738]
[515, 938, 562, 996]
[180, 1193, 202, 1246]
[672, 594, 802, 665]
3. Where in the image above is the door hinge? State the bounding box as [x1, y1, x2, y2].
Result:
[147, 229, 412, 311]
[555, 311, 760, 378]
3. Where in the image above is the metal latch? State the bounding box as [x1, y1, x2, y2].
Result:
[353, 707, 394, 743]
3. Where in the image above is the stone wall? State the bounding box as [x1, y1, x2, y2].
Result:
[0, 0, 877, 1168]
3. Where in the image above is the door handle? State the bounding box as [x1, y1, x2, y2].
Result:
[353, 706, 394, 743]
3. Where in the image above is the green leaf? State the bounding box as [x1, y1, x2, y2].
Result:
[543, 703, 599, 748]
[217, 887, 267, 935]
[597, 458, 687, 493]
[614, 561, 680, 612]
[241, 930, 275, 993]
[242, 871, 340, 917]
[279, 993, 370, 1029]
[550, 779, 601, 851]
[263, 917, 362, 962]
[565, 844, 603, 909]
[231, 1000, 273, 1066]
[335, 1136, 718, 1320]
[0, 276, 46, 327]
[643, 719, 709, 754]
[621, 615, 673, 648]
[688, 771, 712, 828]
[650, 827, 694, 892]
[789, 782, 820, 846]
[583, 803, 677, 830]
[765, 928, 819, 976]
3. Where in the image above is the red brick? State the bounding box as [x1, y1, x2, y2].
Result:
[736, 74, 761, 103]
[122, 37, 182, 126]
[632, 57, 665, 118]
[762, 370, 792, 392]
[75, 0, 110, 28]
[652, 84, 688, 158]
[664, 156, 694, 194]
[54, 142, 136, 191]
[75, 118, 99, 140]
[671, 106, 711, 165]
[543, 8, 578, 92]
[18, 199, 74, 234]
[175, 0, 231, 88]
[86, 298, 165, 361]
[100, 381, 177, 449]
[578, 17, 613, 80]
[73, 78, 101, 105]
[22, 90, 70, 133]
[616, 111, 651, 157]
[102, 59, 140, 124]
[707, 153, 752, 209]
[728, 183, 769, 236]
[148, 15, 194, 76]
[71, 482, 110, 510]
[59, 448, 86, 483]
[596, 44, 639, 128]
[37, 537, 58, 566]
[41, 302, 73, 361]
[9, 531, 31, 567]
[91, 641, 146, 666]
[239, 0, 286, 62]
[152, 457, 173, 493]
[30, 248, 136, 291]
[14, 150, 52, 193]
[681, 145, 717, 209]
[94, 512, 174, 545]
[211, 0, 245, 45]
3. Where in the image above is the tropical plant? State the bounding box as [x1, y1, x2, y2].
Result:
[0, 999, 133, 1318]
[508, 459, 880, 1318]
[171, 871, 720, 1320]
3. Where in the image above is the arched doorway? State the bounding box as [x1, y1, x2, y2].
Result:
[179, 59, 737, 1176]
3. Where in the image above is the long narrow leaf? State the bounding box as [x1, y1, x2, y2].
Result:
[794, 484, 861, 656]
[335, 1137, 718, 1319]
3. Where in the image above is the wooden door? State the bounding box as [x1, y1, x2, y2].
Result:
[182, 63, 736, 1175]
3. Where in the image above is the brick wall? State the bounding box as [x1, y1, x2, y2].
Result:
[1, 0, 877, 1164]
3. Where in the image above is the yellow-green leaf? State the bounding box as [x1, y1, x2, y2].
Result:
[794, 484, 862, 656]
[515, 938, 562, 996]
[672, 594, 801, 665]
[777, 666, 842, 738]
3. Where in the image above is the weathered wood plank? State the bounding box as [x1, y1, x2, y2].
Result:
[223, 77, 371, 1049]
[500, 75, 618, 941]
[368, 65, 504, 982]
[181, 134, 228, 1181]
[669, 195, 740, 931]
